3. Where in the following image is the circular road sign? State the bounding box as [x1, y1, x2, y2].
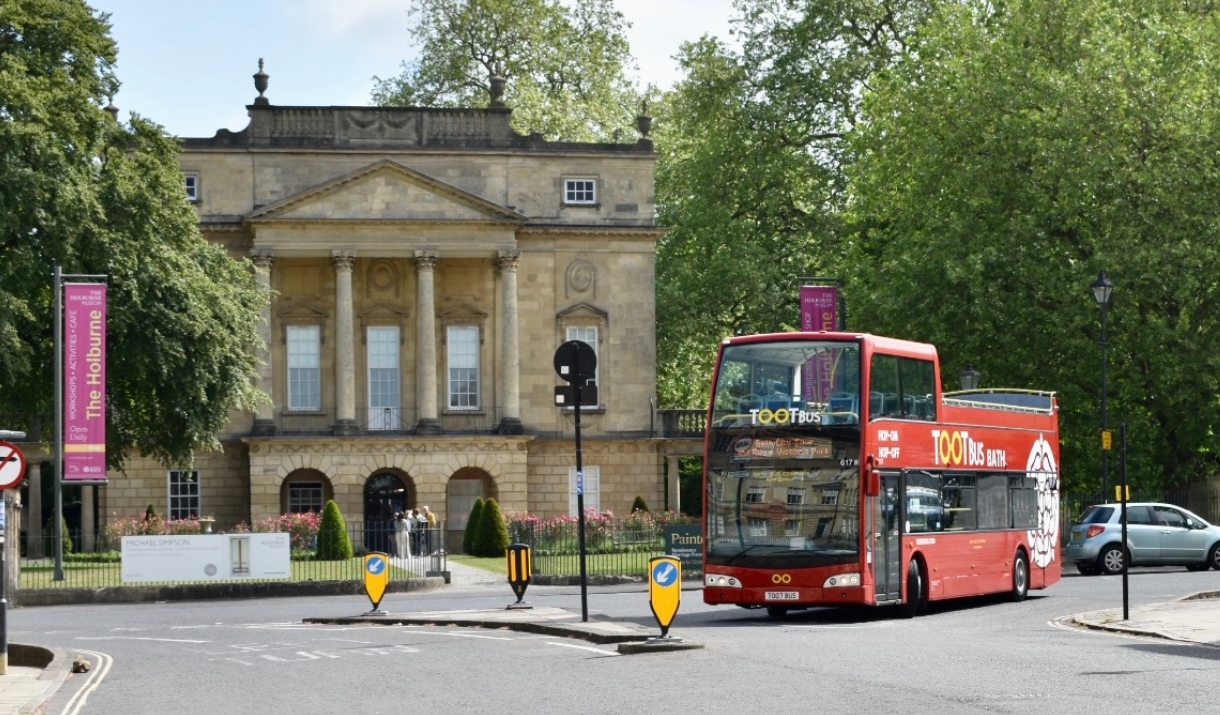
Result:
[553, 340, 597, 384]
[0, 441, 28, 491]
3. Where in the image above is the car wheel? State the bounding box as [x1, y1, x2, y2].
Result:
[900, 560, 924, 618]
[766, 605, 789, 618]
[1076, 563, 1100, 576]
[1011, 552, 1029, 602]
[1098, 544, 1125, 575]
[1209, 543, 1220, 571]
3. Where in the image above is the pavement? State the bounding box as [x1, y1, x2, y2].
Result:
[3, 560, 1219, 715]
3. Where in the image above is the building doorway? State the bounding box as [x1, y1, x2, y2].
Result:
[364, 472, 410, 554]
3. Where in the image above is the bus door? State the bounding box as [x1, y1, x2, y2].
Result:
[873, 471, 903, 603]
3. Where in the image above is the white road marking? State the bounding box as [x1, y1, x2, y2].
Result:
[545, 642, 620, 655]
[61, 650, 113, 715]
[76, 636, 211, 643]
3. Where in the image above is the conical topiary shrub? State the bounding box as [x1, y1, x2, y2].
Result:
[463, 498, 485, 555]
[631, 495, 650, 513]
[315, 500, 353, 560]
[473, 497, 509, 557]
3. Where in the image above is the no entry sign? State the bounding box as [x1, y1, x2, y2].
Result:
[0, 442, 27, 490]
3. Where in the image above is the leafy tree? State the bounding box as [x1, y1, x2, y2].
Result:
[315, 500, 353, 560]
[371, 0, 641, 141]
[848, 0, 1220, 488]
[462, 497, 484, 555]
[654, 0, 936, 407]
[473, 497, 509, 557]
[0, 0, 267, 471]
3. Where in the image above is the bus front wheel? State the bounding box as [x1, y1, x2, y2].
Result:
[1011, 552, 1029, 602]
[901, 560, 924, 618]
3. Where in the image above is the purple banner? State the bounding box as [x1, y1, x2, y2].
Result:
[64, 284, 107, 483]
[800, 286, 839, 404]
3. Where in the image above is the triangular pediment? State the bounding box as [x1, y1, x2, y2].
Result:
[247, 160, 526, 223]
[556, 302, 608, 321]
[440, 302, 489, 324]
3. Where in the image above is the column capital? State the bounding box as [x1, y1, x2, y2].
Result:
[414, 250, 439, 270]
[497, 249, 521, 272]
[251, 248, 274, 270]
[332, 249, 357, 272]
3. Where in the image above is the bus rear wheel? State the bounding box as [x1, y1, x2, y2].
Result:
[1011, 552, 1029, 602]
[900, 560, 924, 618]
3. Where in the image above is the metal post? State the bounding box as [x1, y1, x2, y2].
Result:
[1120, 423, 1129, 621]
[575, 377, 588, 623]
[1, 493, 7, 675]
[1101, 299, 1109, 500]
[53, 266, 64, 581]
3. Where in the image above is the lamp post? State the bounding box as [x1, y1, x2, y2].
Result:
[1091, 271, 1115, 499]
[959, 364, 981, 391]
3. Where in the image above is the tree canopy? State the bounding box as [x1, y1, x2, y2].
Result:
[654, 0, 935, 407]
[372, 0, 641, 142]
[848, 0, 1220, 488]
[0, 0, 266, 470]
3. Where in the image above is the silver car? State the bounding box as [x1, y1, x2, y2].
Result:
[1064, 502, 1220, 575]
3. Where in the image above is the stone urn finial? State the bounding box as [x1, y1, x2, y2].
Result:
[104, 99, 119, 122]
[636, 99, 652, 138]
[253, 58, 270, 106]
[489, 74, 506, 108]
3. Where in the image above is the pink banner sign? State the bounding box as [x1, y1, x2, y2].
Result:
[64, 284, 108, 483]
[800, 286, 839, 404]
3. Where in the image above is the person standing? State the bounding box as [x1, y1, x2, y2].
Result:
[394, 512, 412, 558]
[422, 505, 438, 553]
[410, 508, 424, 554]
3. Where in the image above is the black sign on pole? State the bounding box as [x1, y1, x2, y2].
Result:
[553, 340, 597, 623]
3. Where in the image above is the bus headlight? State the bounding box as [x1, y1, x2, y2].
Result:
[824, 573, 861, 587]
[706, 575, 742, 588]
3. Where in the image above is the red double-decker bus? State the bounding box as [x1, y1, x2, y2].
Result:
[702, 332, 1061, 617]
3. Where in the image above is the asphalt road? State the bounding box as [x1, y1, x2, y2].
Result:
[13, 567, 1220, 715]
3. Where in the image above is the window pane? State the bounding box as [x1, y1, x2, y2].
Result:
[447, 326, 480, 409]
[569, 466, 600, 515]
[288, 482, 323, 513]
[168, 470, 201, 520]
[288, 326, 321, 411]
[368, 327, 400, 428]
[565, 326, 599, 406]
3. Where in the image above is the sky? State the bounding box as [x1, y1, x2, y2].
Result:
[88, 0, 740, 139]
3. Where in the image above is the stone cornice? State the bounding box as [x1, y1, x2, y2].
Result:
[518, 225, 667, 238]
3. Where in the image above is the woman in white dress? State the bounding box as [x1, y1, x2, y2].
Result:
[394, 511, 412, 558]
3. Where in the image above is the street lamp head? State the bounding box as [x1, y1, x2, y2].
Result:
[959, 364, 981, 391]
[1091, 271, 1115, 307]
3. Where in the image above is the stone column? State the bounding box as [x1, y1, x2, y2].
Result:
[251, 250, 276, 435]
[415, 251, 441, 434]
[26, 461, 43, 557]
[497, 250, 523, 434]
[333, 250, 358, 435]
[81, 484, 95, 552]
[667, 455, 682, 514]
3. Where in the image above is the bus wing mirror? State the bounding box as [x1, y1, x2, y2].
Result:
[865, 469, 881, 497]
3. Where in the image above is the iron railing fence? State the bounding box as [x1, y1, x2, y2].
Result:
[16, 522, 446, 589]
[508, 520, 700, 578]
[1059, 490, 1220, 544]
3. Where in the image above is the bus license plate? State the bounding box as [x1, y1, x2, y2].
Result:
[765, 591, 799, 600]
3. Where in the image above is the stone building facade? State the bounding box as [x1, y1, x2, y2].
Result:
[83, 72, 667, 552]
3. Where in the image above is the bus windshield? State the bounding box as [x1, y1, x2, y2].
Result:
[706, 339, 862, 570]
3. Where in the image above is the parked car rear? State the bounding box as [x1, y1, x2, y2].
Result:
[1064, 502, 1220, 575]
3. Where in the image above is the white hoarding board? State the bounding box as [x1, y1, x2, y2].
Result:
[121, 533, 291, 583]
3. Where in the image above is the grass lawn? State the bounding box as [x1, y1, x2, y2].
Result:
[18, 557, 418, 589]
[450, 550, 661, 578]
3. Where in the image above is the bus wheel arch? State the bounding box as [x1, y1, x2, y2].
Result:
[901, 555, 927, 618]
[1011, 548, 1030, 602]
